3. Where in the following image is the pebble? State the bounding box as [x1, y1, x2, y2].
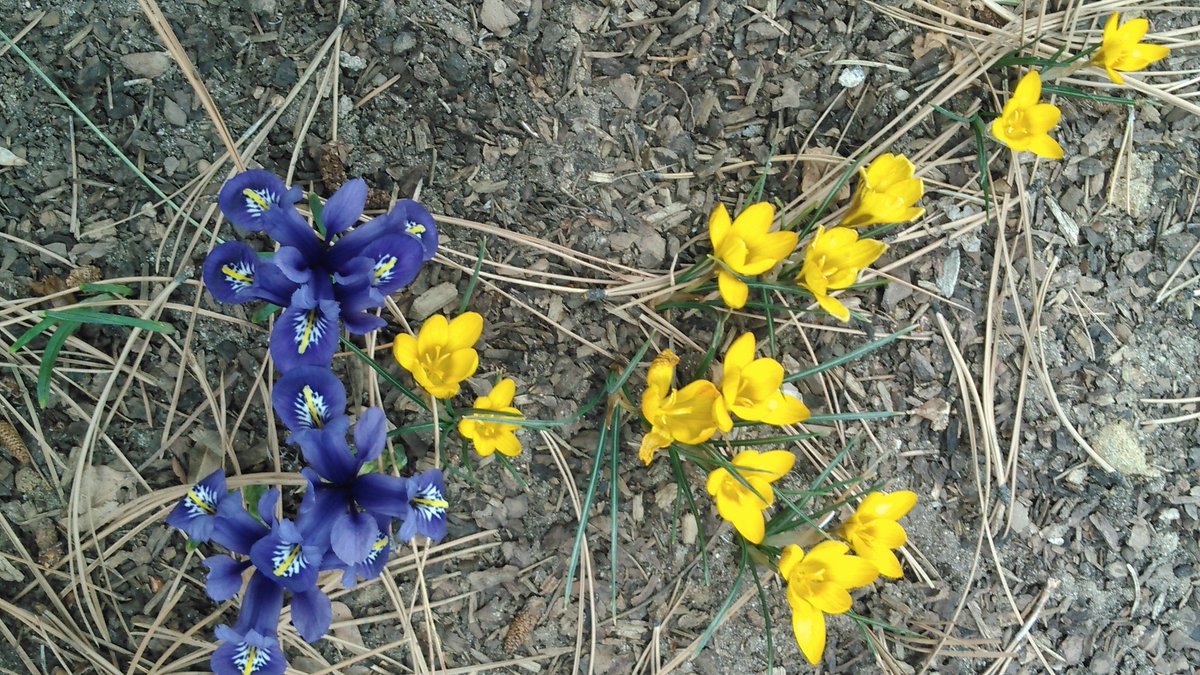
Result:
[272, 59, 298, 88]
[837, 65, 866, 88]
[120, 52, 171, 79]
[163, 98, 187, 127]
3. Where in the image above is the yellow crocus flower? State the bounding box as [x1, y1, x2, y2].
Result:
[840, 153, 925, 228]
[721, 332, 810, 425]
[837, 490, 917, 579]
[1092, 12, 1170, 86]
[779, 541, 880, 665]
[705, 449, 794, 544]
[709, 202, 799, 309]
[458, 378, 524, 457]
[639, 350, 731, 465]
[392, 312, 482, 399]
[797, 226, 887, 322]
[991, 71, 1064, 160]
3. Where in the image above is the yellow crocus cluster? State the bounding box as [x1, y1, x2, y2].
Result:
[781, 490, 918, 664]
[394, 313, 528, 458]
[992, 13, 1170, 160]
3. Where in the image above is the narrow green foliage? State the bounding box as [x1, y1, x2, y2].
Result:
[691, 314, 725, 382]
[746, 141, 777, 204]
[0, 28, 207, 236]
[563, 381, 615, 606]
[459, 238, 488, 315]
[8, 317, 56, 353]
[38, 321, 81, 408]
[746, 540, 775, 672]
[695, 543, 747, 653]
[495, 454, 527, 490]
[846, 609, 922, 638]
[1042, 84, 1135, 106]
[609, 405, 622, 617]
[726, 432, 822, 447]
[341, 337, 429, 411]
[251, 303, 282, 324]
[44, 308, 174, 334]
[309, 192, 326, 238]
[783, 325, 916, 383]
[668, 444, 710, 583]
[804, 410, 899, 424]
[796, 152, 870, 240]
[80, 283, 133, 296]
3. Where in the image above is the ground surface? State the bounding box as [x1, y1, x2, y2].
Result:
[1, 0, 1199, 673]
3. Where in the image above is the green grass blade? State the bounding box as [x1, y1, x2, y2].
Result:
[459, 238, 488, 314]
[9, 317, 58, 353]
[746, 541, 775, 672]
[564, 384, 613, 606]
[251, 303, 282, 324]
[38, 321, 82, 408]
[340, 337, 429, 411]
[80, 283, 134, 296]
[608, 405, 622, 618]
[667, 444, 709, 584]
[45, 308, 175, 334]
[784, 325, 915, 383]
[695, 543, 747, 653]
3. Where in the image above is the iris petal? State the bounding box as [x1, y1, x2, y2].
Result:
[202, 242, 261, 305]
[322, 178, 368, 237]
[272, 366, 347, 435]
[290, 588, 333, 643]
[217, 170, 299, 233]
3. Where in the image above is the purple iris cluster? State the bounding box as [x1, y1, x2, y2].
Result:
[201, 170, 437, 372]
[167, 171, 449, 675]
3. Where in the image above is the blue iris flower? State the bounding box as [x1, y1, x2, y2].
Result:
[211, 572, 287, 675]
[399, 469, 449, 543]
[207, 171, 437, 372]
[294, 407, 414, 574]
[166, 470, 266, 552]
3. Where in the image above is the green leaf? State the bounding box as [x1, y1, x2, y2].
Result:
[38, 321, 82, 408]
[460, 238, 488, 315]
[45, 308, 174, 334]
[309, 192, 326, 238]
[80, 283, 133, 296]
[9, 316, 58, 353]
[251, 303, 282, 324]
[784, 325, 915, 382]
[341, 337, 429, 411]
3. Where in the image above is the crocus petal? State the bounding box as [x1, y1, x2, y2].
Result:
[323, 178, 368, 236]
[202, 242, 262, 305]
[1010, 71, 1042, 109]
[717, 271, 749, 309]
[791, 598, 827, 666]
[446, 312, 484, 351]
[1026, 134, 1065, 160]
[778, 544, 805, 579]
[217, 170, 299, 233]
[826, 553, 881, 589]
[863, 546, 905, 579]
[815, 292, 851, 322]
[735, 449, 796, 480]
[331, 509, 380, 565]
[203, 555, 248, 601]
[862, 490, 918, 520]
[272, 365, 347, 434]
[290, 588, 333, 643]
[708, 203, 732, 248]
[1024, 103, 1062, 133]
[805, 581, 854, 614]
[731, 202, 775, 235]
[392, 333, 418, 371]
[716, 489, 766, 543]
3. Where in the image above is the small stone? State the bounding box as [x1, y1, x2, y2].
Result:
[443, 52, 470, 85]
[340, 52, 367, 72]
[480, 0, 519, 37]
[409, 282, 459, 320]
[838, 65, 866, 88]
[120, 52, 171, 79]
[163, 98, 187, 127]
[273, 59, 298, 88]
